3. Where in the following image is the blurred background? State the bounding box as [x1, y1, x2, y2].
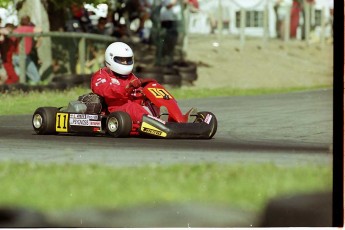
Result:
[0, 0, 333, 90]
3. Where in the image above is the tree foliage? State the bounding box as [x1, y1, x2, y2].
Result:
[0, 0, 110, 9]
[0, 0, 11, 8]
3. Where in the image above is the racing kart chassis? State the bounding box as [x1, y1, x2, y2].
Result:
[32, 82, 217, 139]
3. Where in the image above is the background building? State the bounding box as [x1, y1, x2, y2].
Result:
[187, 0, 333, 39]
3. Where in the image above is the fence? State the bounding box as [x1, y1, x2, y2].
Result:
[9, 32, 116, 84]
[7, 31, 192, 88]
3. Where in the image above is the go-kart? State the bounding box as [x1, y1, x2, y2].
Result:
[32, 81, 217, 139]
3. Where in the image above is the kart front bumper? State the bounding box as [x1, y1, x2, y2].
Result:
[138, 115, 215, 139]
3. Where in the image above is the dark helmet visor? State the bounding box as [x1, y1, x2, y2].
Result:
[114, 56, 133, 65]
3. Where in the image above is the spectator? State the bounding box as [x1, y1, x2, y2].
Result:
[13, 15, 42, 84]
[186, 0, 199, 13]
[0, 23, 19, 84]
[290, 0, 302, 38]
[70, 3, 93, 33]
[327, 0, 333, 43]
[123, 0, 151, 33]
[137, 0, 153, 42]
[138, 0, 153, 33]
[0, 65, 7, 85]
[274, 0, 293, 39]
[91, 17, 113, 36]
[157, 0, 182, 66]
[300, 0, 315, 40]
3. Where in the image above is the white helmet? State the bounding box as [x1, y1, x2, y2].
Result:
[105, 42, 134, 76]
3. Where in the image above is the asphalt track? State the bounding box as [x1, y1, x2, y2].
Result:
[0, 89, 332, 167]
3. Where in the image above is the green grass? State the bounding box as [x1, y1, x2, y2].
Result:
[0, 85, 331, 115]
[0, 162, 331, 212]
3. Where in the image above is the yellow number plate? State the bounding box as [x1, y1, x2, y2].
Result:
[148, 88, 172, 99]
[56, 113, 68, 132]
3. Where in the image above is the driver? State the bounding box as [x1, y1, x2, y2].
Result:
[90, 42, 149, 124]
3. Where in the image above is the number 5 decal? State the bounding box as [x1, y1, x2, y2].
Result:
[56, 113, 68, 132]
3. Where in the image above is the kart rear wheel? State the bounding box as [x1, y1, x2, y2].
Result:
[106, 111, 132, 138]
[194, 111, 218, 139]
[32, 107, 59, 135]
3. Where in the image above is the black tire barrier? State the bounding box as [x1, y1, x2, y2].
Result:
[179, 72, 198, 82]
[163, 67, 178, 75]
[173, 61, 198, 86]
[162, 73, 182, 88]
[0, 60, 198, 93]
[0, 83, 30, 93]
[135, 65, 165, 84]
[80, 74, 92, 88]
[135, 65, 162, 73]
[46, 82, 68, 91]
[180, 72, 197, 87]
[0, 84, 9, 93]
[136, 72, 164, 84]
[136, 55, 155, 65]
[29, 85, 45, 92]
[173, 61, 197, 74]
[52, 74, 84, 88]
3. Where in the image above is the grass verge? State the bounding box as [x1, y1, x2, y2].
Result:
[0, 85, 331, 115]
[0, 161, 332, 212]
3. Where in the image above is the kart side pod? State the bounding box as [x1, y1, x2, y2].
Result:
[139, 113, 217, 139]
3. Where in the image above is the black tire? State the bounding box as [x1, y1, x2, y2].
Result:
[179, 72, 198, 81]
[163, 67, 178, 75]
[52, 74, 84, 87]
[29, 85, 44, 92]
[32, 107, 59, 135]
[136, 72, 164, 83]
[106, 111, 132, 138]
[163, 74, 182, 87]
[0, 84, 9, 93]
[135, 65, 161, 73]
[81, 74, 92, 87]
[180, 72, 197, 86]
[194, 111, 218, 139]
[7, 83, 29, 92]
[173, 61, 197, 73]
[46, 82, 68, 91]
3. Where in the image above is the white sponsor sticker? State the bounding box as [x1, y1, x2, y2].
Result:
[70, 114, 86, 119]
[86, 115, 99, 120]
[95, 78, 106, 86]
[147, 114, 166, 124]
[111, 78, 120, 85]
[204, 114, 212, 124]
[90, 121, 101, 127]
[70, 118, 89, 126]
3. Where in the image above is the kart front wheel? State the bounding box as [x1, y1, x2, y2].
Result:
[32, 107, 59, 135]
[106, 111, 132, 138]
[194, 111, 218, 139]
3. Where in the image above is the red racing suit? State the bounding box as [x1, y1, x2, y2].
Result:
[91, 67, 149, 123]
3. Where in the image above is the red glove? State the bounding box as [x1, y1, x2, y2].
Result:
[129, 78, 141, 88]
[125, 78, 141, 93]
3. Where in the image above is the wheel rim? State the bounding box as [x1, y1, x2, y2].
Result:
[33, 114, 43, 129]
[108, 117, 119, 133]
